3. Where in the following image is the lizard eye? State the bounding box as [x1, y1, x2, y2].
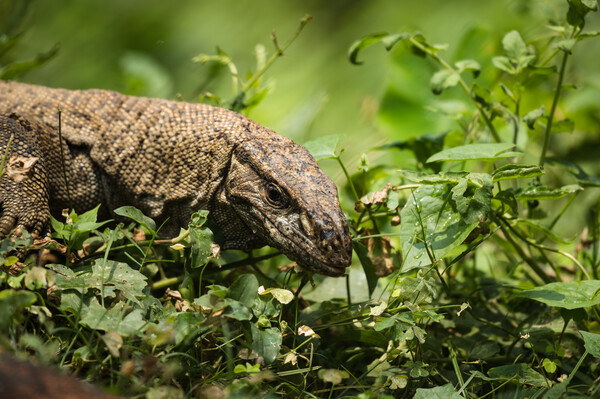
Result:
[265, 183, 288, 208]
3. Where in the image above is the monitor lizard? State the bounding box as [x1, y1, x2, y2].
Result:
[0, 81, 352, 276]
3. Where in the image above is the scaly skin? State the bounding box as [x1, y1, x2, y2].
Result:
[0, 81, 352, 276]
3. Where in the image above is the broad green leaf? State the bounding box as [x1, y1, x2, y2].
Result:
[427, 143, 519, 163]
[523, 106, 546, 129]
[501, 30, 535, 73]
[513, 280, 600, 309]
[580, 331, 600, 358]
[259, 287, 294, 305]
[430, 69, 460, 95]
[114, 205, 156, 231]
[492, 56, 516, 74]
[400, 185, 478, 272]
[0, 289, 37, 328]
[189, 210, 215, 268]
[455, 59, 480, 77]
[227, 274, 259, 308]
[549, 119, 574, 134]
[514, 184, 582, 200]
[303, 134, 346, 161]
[502, 31, 528, 62]
[567, 0, 599, 28]
[222, 298, 253, 320]
[414, 384, 463, 399]
[347, 32, 411, 64]
[53, 259, 147, 305]
[492, 164, 544, 182]
[450, 173, 493, 224]
[80, 300, 145, 336]
[251, 325, 282, 364]
[556, 38, 577, 53]
[488, 363, 548, 387]
[399, 170, 467, 185]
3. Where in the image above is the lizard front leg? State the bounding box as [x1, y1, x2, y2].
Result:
[0, 114, 50, 239]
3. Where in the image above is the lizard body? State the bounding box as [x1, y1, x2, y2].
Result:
[0, 81, 352, 276]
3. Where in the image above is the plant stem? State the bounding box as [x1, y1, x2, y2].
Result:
[408, 37, 501, 143]
[539, 51, 568, 166]
[241, 15, 311, 92]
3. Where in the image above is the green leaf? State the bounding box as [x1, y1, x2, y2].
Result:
[80, 299, 145, 336]
[515, 219, 571, 245]
[0, 289, 37, 329]
[352, 241, 379, 296]
[222, 298, 253, 320]
[567, 0, 599, 28]
[0, 44, 59, 80]
[580, 331, 600, 358]
[430, 69, 460, 95]
[549, 119, 574, 134]
[492, 164, 544, 182]
[414, 384, 463, 399]
[172, 312, 206, 345]
[259, 287, 294, 305]
[472, 83, 491, 106]
[251, 325, 282, 364]
[227, 274, 259, 308]
[399, 170, 467, 185]
[455, 59, 481, 77]
[347, 32, 411, 64]
[450, 173, 493, 224]
[303, 134, 346, 161]
[556, 38, 577, 53]
[492, 56, 516, 74]
[502, 30, 535, 72]
[523, 105, 546, 129]
[513, 280, 600, 309]
[546, 159, 600, 187]
[187, 210, 215, 268]
[514, 184, 582, 200]
[579, 30, 600, 40]
[400, 185, 478, 271]
[114, 206, 156, 231]
[53, 259, 147, 306]
[427, 143, 519, 163]
[487, 363, 548, 387]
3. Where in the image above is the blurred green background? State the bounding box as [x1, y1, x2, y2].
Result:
[1, 0, 599, 217]
[3, 0, 597, 149]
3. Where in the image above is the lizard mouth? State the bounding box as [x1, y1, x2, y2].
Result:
[261, 217, 350, 277]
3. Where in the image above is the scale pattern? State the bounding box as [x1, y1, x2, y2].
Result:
[0, 81, 352, 276]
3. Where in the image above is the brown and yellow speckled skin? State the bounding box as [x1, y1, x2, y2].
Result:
[0, 81, 352, 276]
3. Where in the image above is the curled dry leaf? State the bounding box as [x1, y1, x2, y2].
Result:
[5, 155, 38, 183]
[356, 183, 394, 212]
[132, 228, 146, 242]
[284, 352, 298, 365]
[210, 243, 220, 259]
[363, 230, 400, 277]
[298, 325, 319, 338]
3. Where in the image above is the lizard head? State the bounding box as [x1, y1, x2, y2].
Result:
[223, 138, 352, 276]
